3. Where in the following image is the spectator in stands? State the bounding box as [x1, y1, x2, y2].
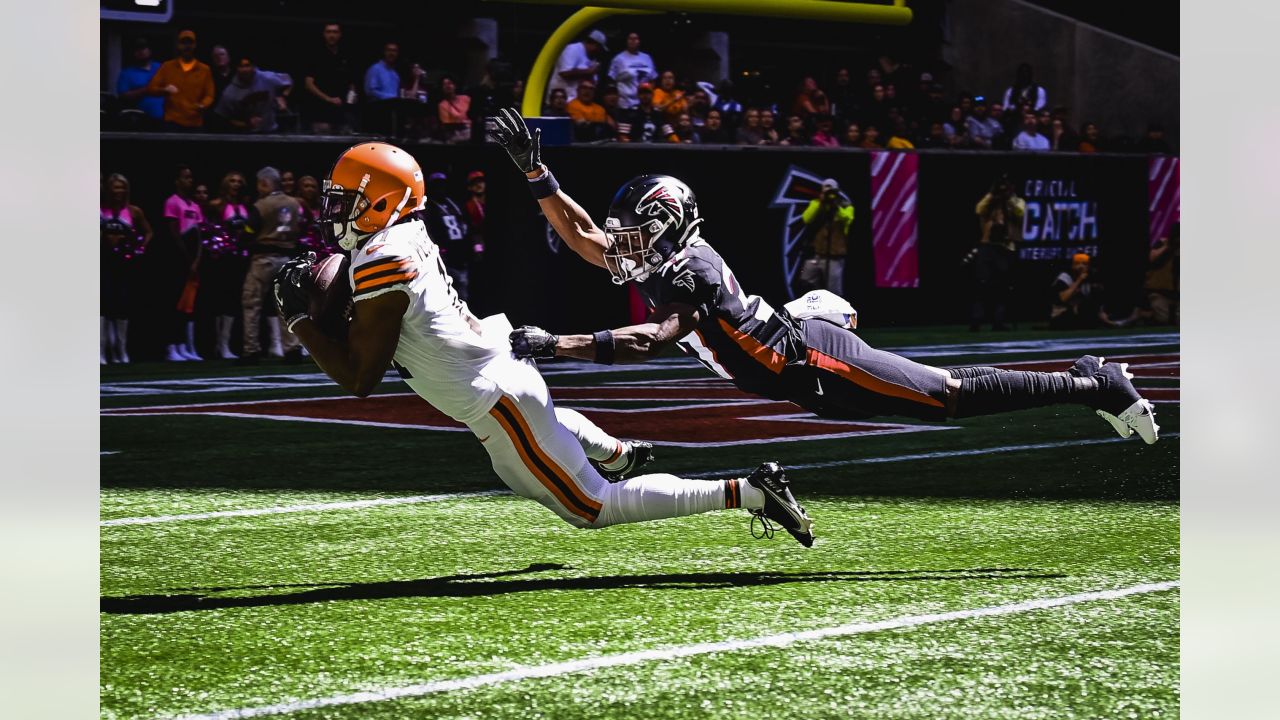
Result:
[146, 30, 214, 130]
[545, 87, 570, 117]
[699, 109, 730, 144]
[240, 166, 303, 364]
[886, 118, 915, 149]
[280, 170, 296, 196]
[1036, 109, 1053, 140]
[686, 88, 711, 129]
[600, 85, 624, 134]
[464, 171, 487, 263]
[1077, 121, 1102, 153]
[617, 83, 675, 143]
[214, 58, 292, 133]
[1012, 111, 1050, 151]
[1144, 223, 1179, 325]
[1136, 122, 1172, 154]
[303, 23, 355, 134]
[860, 124, 882, 148]
[987, 103, 1010, 148]
[943, 106, 969, 148]
[840, 122, 862, 148]
[437, 75, 472, 143]
[206, 171, 251, 360]
[296, 175, 321, 222]
[115, 37, 163, 128]
[403, 63, 429, 102]
[712, 80, 743, 127]
[917, 79, 947, 126]
[760, 109, 780, 145]
[971, 175, 1025, 331]
[799, 178, 853, 294]
[861, 67, 882, 106]
[100, 173, 152, 365]
[829, 68, 856, 121]
[365, 42, 401, 101]
[421, 173, 473, 300]
[792, 77, 823, 117]
[965, 98, 1003, 149]
[673, 113, 698, 143]
[608, 31, 656, 110]
[862, 83, 891, 135]
[653, 71, 688, 118]
[918, 120, 949, 149]
[734, 107, 764, 145]
[550, 29, 607, 103]
[566, 79, 614, 141]
[779, 114, 809, 146]
[209, 45, 233, 103]
[957, 92, 974, 119]
[811, 114, 840, 147]
[1049, 253, 1101, 329]
[162, 164, 205, 361]
[1002, 62, 1047, 112]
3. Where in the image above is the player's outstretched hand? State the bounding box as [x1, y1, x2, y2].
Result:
[510, 325, 559, 359]
[486, 107, 542, 174]
[273, 251, 317, 330]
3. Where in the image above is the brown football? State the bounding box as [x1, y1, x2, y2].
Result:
[308, 253, 352, 338]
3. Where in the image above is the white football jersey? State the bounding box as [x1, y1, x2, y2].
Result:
[349, 217, 510, 424]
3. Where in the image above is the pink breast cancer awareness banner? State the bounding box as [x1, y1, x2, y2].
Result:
[1148, 156, 1180, 246]
[869, 151, 920, 288]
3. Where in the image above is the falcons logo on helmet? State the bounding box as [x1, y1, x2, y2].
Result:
[636, 183, 684, 227]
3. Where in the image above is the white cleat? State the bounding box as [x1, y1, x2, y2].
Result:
[1094, 363, 1160, 444]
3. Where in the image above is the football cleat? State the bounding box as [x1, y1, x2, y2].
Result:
[746, 462, 814, 548]
[1093, 362, 1160, 444]
[1068, 354, 1105, 377]
[592, 441, 656, 482]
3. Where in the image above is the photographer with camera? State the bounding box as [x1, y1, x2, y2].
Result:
[969, 175, 1025, 331]
[798, 178, 855, 295]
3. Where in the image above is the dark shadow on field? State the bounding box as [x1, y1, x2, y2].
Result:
[101, 563, 1066, 615]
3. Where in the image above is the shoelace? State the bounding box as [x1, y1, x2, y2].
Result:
[749, 509, 776, 540]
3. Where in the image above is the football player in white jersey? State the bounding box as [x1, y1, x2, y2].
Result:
[271, 142, 815, 546]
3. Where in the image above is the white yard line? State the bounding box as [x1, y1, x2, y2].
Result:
[101, 451, 120, 456]
[100, 491, 506, 527]
[161, 580, 1179, 720]
[686, 432, 1180, 478]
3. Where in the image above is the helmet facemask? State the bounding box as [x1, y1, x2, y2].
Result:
[603, 217, 668, 284]
[321, 175, 371, 251]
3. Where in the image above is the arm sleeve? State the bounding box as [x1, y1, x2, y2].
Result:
[837, 205, 854, 233]
[351, 246, 419, 302]
[801, 199, 821, 224]
[162, 196, 180, 220]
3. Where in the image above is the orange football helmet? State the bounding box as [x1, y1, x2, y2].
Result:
[321, 142, 425, 250]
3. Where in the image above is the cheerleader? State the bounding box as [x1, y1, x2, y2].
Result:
[161, 164, 206, 361]
[206, 171, 252, 359]
[100, 173, 152, 364]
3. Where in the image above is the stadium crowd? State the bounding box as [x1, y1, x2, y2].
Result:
[107, 25, 1174, 153]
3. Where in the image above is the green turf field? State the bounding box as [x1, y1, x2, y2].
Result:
[101, 326, 1179, 720]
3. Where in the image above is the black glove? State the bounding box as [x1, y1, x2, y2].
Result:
[273, 251, 317, 331]
[510, 325, 559, 360]
[486, 107, 542, 173]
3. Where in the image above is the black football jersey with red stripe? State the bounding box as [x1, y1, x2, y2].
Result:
[636, 239, 802, 398]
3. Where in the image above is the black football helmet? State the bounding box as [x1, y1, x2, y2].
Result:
[603, 174, 702, 284]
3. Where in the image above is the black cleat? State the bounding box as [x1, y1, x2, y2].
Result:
[591, 441, 656, 482]
[745, 462, 814, 548]
[1067, 354, 1105, 377]
[1092, 362, 1159, 444]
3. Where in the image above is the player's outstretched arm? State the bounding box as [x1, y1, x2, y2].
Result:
[274, 256, 408, 397]
[510, 303, 700, 365]
[487, 107, 609, 270]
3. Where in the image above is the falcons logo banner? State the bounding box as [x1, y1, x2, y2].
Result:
[636, 183, 685, 227]
[770, 165, 826, 299]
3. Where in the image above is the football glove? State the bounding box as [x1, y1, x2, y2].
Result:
[486, 107, 542, 174]
[273, 251, 317, 332]
[510, 325, 559, 360]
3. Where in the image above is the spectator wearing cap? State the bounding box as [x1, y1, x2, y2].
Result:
[549, 29, 608, 103]
[1049, 253, 1101, 329]
[214, 58, 293, 133]
[146, 30, 215, 130]
[617, 83, 675, 143]
[566, 80, 614, 141]
[209, 45, 233, 103]
[421, 172, 474, 300]
[607, 32, 656, 110]
[303, 23, 356, 134]
[115, 37, 164, 126]
[464, 171, 487, 262]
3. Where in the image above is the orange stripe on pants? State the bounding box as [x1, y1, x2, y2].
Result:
[805, 348, 945, 408]
[492, 397, 602, 522]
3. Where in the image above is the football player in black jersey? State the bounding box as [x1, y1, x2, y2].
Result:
[487, 108, 1158, 447]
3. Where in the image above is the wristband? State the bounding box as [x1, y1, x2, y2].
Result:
[528, 166, 560, 200]
[592, 329, 615, 365]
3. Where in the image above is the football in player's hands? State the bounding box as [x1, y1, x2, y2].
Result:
[308, 253, 353, 339]
[510, 325, 558, 359]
